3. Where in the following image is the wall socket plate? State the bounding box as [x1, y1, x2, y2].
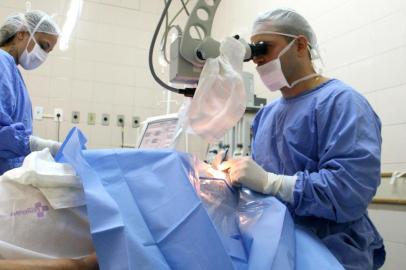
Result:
[117, 115, 125, 127]
[54, 108, 63, 122]
[87, 112, 96, 125]
[72, 111, 80, 124]
[33, 106, 44, 120]
[132, 116, 140, 128]
[102, 113, 110, 126]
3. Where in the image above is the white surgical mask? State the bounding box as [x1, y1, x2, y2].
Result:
[256, 39, 318, 92]
[19, 36, 48, 70]
[19, 16, 49, 70]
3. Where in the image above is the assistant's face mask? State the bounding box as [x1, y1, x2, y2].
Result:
[19, 34, 48, 70]
[256, 38, 317, 92]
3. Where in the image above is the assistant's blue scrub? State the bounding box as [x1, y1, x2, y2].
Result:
[252, 79, 385, 270]
[0, 49, 32, 175]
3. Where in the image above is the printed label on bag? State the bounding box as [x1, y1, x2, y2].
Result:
[10, 201, 50, 219]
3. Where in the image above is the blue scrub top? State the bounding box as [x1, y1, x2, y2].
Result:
[252, 79, 385, 270]
[0, 49, 32, 175]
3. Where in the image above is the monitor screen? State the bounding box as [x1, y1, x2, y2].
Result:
[138, 117, 179, 149]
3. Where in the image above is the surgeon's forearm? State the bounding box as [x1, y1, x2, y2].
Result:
[0, 258, 83, 270]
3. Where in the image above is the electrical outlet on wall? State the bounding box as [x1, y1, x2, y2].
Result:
[117, 115, 125, 127]
[33, 106, 44, 120]
[72, 111, 80, 124]
[132, 116, 140, 128]
[102, 113, 110, 126]
[54, 108, 63, 122]
[87, 112, 96, 125]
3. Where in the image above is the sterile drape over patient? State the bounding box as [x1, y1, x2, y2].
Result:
[52, 128, 344, 270]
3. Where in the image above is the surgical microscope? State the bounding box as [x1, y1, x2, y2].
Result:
[148, 0, 268, 158]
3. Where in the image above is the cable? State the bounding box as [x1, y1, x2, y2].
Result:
[149, 0, 180, 93]
[56, 114, 61, 142]
[149, 0, 196, 97]
[159, 0, 202, 64]
[160, 0, 188, 65]
[180, 0, 190, 16]
[121, 126, 124, 148]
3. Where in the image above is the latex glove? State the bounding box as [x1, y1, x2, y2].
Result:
[211, 149, 229, 169]
[220, 157, 297, 202]
[29, 136, 62, 157]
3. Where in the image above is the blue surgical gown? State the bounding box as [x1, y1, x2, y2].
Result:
[0, 49, 32, 175]
[252, 79, 385, 270]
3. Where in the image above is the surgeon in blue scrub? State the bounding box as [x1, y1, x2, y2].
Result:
[0, 10, 62, 175]
[222, 9, 385, 270]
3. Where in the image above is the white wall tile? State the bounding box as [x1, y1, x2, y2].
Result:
[365, 85, 406, 125]
[368, 204, 406, 269]
[51, 57, 74, 79]
[134, 67, 156, 89]
[114, 85, 135, 106]
[368, 205, 406, 244]
[381, 124, 406, 164]
[71, 80, 93, 102]
[138, 0, 161, 14]
[122, 0, 140, 10]
[53, 38, 76, 59]
[134, 10, 159, 32]
[93, 62, 116, 83]
[370, 11, 406, 55]
[133, 47, 148, 66]
[75, 20, 100, 42]
[50, 77, 71, 100]
[347, 47, 406, 94]
[80, 1, 103, 23]
[93, 82, 115, 103]
[75, 39, 97, 61]
[73, 60, 94, 80]
[322, 26, 375, 69]
[338, 58, 374, 93]
[26, 75, 51, 98]
[114, 66, 137, 86]
[368, 0, 404, 21]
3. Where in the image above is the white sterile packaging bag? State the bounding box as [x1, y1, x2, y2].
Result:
[180, 37, 247, 143]
[0, 149, 94, 259]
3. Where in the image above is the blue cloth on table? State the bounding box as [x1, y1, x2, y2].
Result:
[56, 128, 344, 270]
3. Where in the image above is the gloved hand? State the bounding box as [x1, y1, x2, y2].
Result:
[29, 136, 62, 157]
[211, 149, 229, 169]
[220, 157, 297, 203]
